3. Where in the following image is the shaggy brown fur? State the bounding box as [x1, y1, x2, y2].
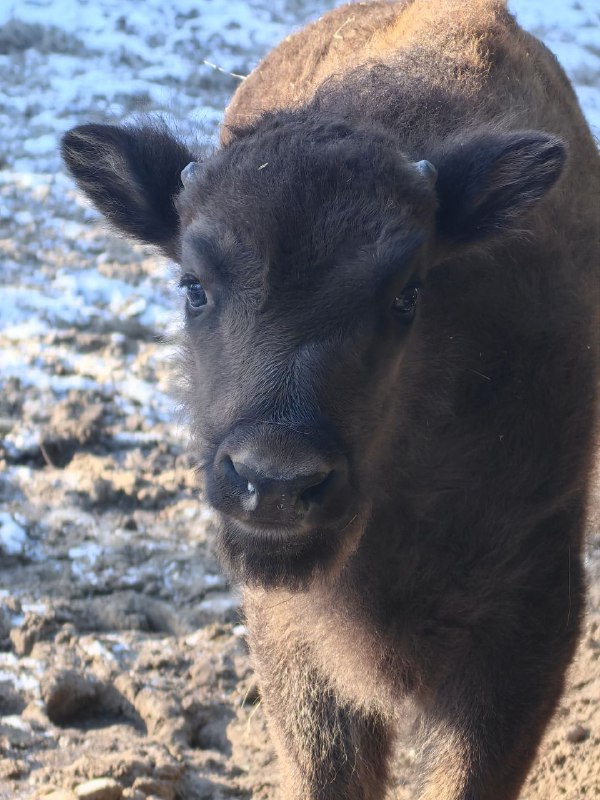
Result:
[62, 1, 599, 797]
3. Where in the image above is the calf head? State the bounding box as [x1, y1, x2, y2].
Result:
[62, 115, 565, 588]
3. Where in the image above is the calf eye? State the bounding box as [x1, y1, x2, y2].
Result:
[392, 286, 419, 321]
[179, 274, 207, 311]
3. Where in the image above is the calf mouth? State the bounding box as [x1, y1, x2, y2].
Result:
[215, 506, 367, 590]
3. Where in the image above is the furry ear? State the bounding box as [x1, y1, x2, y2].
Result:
[61, 122, 196, 260]
[433, 130, 567, 244]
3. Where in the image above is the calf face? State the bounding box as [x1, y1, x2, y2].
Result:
[62, 115, 565, 588]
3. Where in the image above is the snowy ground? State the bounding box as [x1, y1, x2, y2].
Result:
[0, 1, 599, 798]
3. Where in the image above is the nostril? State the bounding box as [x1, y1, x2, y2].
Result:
[220, 455, 242, 486]
[220, 456, 250, 484]
[230, 456, 259, 484]
[220, 455, 254, 494]
[297, 470, 334, 511]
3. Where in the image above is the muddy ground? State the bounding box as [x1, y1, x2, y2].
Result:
[0, 1, 599, 798]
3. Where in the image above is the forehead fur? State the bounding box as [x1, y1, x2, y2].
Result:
[177, 111, 437, 272]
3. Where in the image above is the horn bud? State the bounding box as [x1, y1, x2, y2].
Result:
[414, 159, 438, 186]
[181, 161, 200, 186]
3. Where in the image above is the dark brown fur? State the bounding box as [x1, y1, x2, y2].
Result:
[61, 1, 599, 797]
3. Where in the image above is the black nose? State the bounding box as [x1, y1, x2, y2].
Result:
[208, 433, 349, 529]
[231, 454, 332, 513]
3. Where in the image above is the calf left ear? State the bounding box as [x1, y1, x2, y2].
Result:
[432, 130, 567, 245]
[61, 122, 196, 260]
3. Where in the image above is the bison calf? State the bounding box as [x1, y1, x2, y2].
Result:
[62, 1, 599, 797]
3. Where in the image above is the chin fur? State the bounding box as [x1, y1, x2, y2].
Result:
[216, 510, 368, 590]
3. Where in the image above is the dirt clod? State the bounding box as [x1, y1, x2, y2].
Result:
[0, 604, 12, 641]
[74, 779, 123, 800]
[130, 779, 173, 800]
[0, 681, 26, 715]
[0, 758, 29, 780]
[11, 613, 58, 656]
[41, 669, 100, 726]
[565, 723, 590, 744]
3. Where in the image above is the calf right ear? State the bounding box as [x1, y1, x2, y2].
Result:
[432, 130, 567, 246]
[61, 122, 196, 261]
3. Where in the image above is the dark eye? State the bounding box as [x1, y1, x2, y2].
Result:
[392, 285, 419, 321]
[179, 274, 207, 311]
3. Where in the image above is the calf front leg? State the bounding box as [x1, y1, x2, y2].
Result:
[417, 558, 583, 800]
[417, 671, 568, 800]
[247, 604, 392, 800]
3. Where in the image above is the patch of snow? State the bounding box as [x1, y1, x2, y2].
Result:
[110, 431, 166, 446]
[197, 591, 241, 614]
[184, 630, 203, 647]
[0, 715, 32, 732]
[21, 601, 48, 616]
[80, 638, 117, 663]
[0, 653, 43, 693]
[68, 542, 104, 584]
[0, 512, 28, 556]
[103, 634, 131, 654]
[23, 133, 58, 155]
[203, 573, 225, 589]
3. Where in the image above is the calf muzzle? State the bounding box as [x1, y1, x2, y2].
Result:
[207, 424, 351, 531]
